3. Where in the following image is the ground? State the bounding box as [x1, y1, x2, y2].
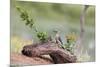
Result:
[11, 52, 53, 65]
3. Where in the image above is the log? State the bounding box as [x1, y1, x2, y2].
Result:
[22, 42, 77, 64]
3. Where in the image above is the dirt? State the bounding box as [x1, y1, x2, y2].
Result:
[11, 53, 53, 66]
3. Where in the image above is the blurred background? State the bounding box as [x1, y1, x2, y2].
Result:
[10, 0, 95, 62]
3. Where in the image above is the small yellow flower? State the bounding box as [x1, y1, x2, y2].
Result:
[66, 33, 77, 42]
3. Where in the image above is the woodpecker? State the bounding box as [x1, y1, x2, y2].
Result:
[53, 30, 63, 45]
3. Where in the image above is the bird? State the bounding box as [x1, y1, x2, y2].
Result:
[53, 30, 63, 45]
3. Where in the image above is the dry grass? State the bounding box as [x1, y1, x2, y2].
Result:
[11, 35, 33, 53]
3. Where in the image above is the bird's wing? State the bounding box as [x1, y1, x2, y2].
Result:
[58, 37, 63, 45]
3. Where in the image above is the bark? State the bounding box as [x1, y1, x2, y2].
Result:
[22, 42, 77, 64]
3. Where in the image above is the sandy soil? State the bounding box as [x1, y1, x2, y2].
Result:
[11, 53, 53, 66]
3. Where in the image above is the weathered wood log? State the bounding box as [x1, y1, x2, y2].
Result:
[22, 42, 77, 64]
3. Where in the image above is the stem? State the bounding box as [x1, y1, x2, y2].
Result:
[78, 5, 89, 50]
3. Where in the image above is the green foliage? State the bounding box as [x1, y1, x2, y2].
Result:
[63, 42, 75, 53]
[16, 6, 36, 30]
[16, 6, 48, 43]
[37, 32, 48, 43]
[62, 33, 77, 53]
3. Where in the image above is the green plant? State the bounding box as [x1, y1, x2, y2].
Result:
[16, 6, 48, 43]
[16, 6, 37, 31]
[37, 32, 48, 43]
[62, 33, 77, 53]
